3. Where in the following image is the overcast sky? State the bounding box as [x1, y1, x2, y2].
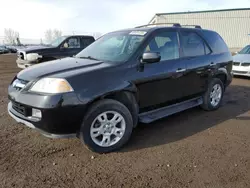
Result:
[0, 0, 250, 39]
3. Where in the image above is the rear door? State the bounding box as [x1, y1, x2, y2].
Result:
[178, 30, 213, 97]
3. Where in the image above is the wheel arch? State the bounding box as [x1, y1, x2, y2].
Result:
[213, 68, 229, 87]
[84, 83, 139, 128]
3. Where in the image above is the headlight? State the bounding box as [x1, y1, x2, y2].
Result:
[30, 78, 74, 94]
[26, 53, 42, 61]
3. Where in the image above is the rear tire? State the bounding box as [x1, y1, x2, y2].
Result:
[201, 78, 224, 111]
[79, 99, 133, 153]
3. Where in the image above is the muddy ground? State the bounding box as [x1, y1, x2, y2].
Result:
[0, 54, 249, 188]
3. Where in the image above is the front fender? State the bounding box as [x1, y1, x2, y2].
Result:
[77, 80, 138, 104]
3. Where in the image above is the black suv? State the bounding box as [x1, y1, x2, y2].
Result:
[8, 23, 232, 153]
[16, 35, 95, 69]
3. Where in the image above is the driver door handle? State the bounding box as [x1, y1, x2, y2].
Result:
[176, 68, 186, 73]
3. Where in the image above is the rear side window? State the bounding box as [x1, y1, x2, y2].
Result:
[180, 31, 209, 57]
[81, 37, 95, 48]
[201, 30, 229, 54]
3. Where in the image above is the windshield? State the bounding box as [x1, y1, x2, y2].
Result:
[239, 45, 250, 54]
[76, 31, 147, 62]
[49, 36, 67, 47]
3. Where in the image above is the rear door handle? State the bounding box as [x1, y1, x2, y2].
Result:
[176, 68, 186, 73]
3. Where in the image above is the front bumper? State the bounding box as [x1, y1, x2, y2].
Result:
[8, 102, 76, 139]
[8, 88, 87, 138]
[16, 58, 35, 69]
[232, 66, 250, 77]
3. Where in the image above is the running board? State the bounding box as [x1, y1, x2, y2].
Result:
[139, 97, 203, 123]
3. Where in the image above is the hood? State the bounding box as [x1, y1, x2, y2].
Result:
[233, 54, 250, 62]
[19, 45, 54, 53]
[17, 57, 108, 81]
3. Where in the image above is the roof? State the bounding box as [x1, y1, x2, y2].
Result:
[149, 8, 250, 23]
[110, 25, 206, 35]
[110, 27, 156, 33]
[63, 35, 94, 38]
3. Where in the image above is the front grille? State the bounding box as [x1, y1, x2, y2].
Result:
[233, 62, 240, 66]
[12, 101, 31, 116]
[241, 62, 250, 67]
[233, 70, 248, 74]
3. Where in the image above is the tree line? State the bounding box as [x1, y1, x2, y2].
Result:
[3, 28, 63, 45]
[3, 29, 103, 45]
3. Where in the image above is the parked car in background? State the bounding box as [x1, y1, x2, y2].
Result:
[232, 45, 250, 77]
[0, 45, 17, 53]
[16, 35, 95, 69]
[5, 46, 18, 53]
[0, 46, 10, 54]
[8, 23, 232, 153]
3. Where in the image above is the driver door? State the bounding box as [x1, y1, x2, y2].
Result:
[134, 30, 188, 109]
[61, 37, 81, 57]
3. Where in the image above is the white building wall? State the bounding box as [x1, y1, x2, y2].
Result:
[151, 9, 250, 51]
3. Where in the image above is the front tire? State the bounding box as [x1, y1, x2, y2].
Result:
[201, 78, 224, 111]
[80, 99, 133, 153]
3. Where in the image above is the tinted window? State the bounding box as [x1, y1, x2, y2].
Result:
[239, 45, 250, 54]
[205, 43, 211, 55]
[66, 37, 80, 48]
[180, 31, 206, 57]
[81, 37, 94, 47]
[50, 36, 67, 47]
[202, 30, 229, 54]
[144, 31, 179, 61]
[76, 31, 146, 62]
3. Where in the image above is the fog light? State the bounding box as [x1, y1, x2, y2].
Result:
[32, 108, 42, 118]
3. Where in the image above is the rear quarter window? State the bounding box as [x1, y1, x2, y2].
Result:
[201, 30, 229, 54]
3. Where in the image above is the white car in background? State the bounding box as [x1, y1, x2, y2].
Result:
[232, 45, 250, 77]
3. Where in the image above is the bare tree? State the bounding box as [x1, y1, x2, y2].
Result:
[45, 29, 53, 43]
[45, 29, 62, 43]
[4, 28, 20, 45]
[53, 29, 62, 40]
[93, 32, 102, 39]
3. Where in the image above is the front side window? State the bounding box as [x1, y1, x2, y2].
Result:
[144, 31, 179, 61]
[66, 37, 80, 48]
[49, 36, 67, 47]
[180, 31, 207, 57]
[76, 31, 146, 62]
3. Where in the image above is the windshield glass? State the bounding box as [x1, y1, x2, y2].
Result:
[239, 45, 250, 54]
[49, 36, 67, 47]
[76, 31, 147, 62]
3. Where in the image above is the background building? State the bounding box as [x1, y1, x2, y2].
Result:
[149, 8, 250, 52]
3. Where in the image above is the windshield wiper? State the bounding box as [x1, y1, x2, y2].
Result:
[79, 56, 99, 61]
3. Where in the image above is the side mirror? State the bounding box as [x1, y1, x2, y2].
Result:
[141, 52, 161, 64]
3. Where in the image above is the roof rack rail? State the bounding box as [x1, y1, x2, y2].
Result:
[135, 23, 181, 28]
[181, 25, 202, 29]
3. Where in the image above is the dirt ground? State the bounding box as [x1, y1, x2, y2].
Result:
[0, 54, 249, 188]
